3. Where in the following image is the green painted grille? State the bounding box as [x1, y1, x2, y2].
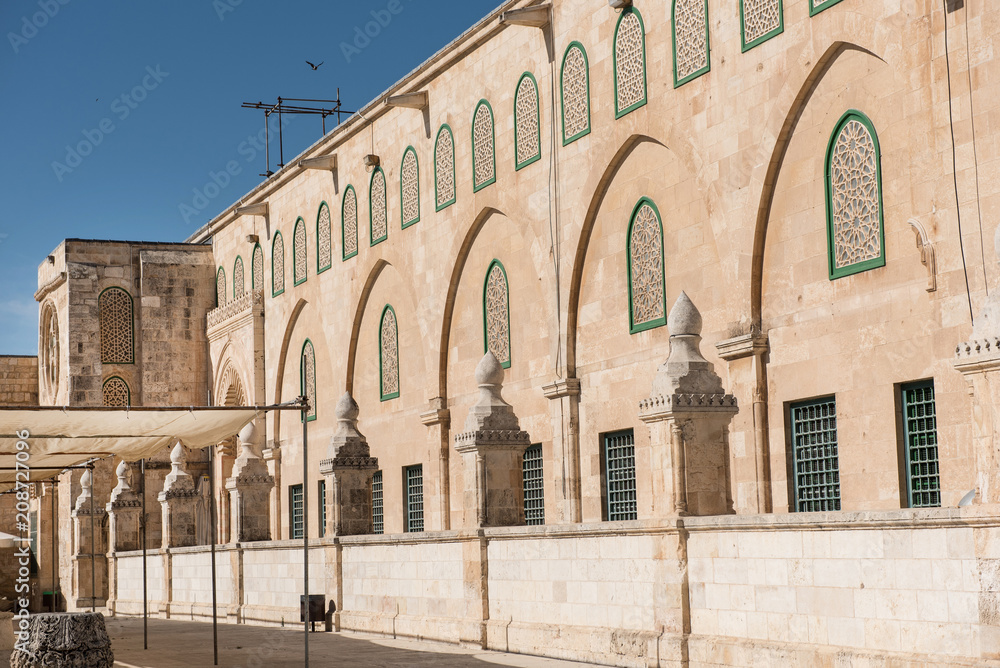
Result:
[290, 484, 304, 539]
[791, 398, 841, 512]
[372, 471, 384, 534]
[902, 381, 941, 508]
[523, 444, 544, 525]
[604, 430, 637, 521]
[405, 465, 423, 533]
[318, 480, 326, 538]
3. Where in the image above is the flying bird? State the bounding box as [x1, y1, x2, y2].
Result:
[306, 60, 324, 70]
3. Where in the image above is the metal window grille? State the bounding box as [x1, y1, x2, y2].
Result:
[290, 484, 304, 540]
[318, 480, 326, 538]
[405, 465, 424, 533]
[522, 444, 544, 525]
[604, 430, 637, 521]
[902, 381, 941, 508]
[791, 398, 841, 512]
[372, 471, 384, 534]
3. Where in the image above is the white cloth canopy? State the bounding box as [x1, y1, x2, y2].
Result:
[0, 407, 267, 490]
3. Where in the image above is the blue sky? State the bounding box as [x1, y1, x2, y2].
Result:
[0, 0, 500, 354]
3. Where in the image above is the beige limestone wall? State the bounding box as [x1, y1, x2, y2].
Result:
[0, 357, 38, 405]
[169, 549, 234, 610]
[240, 542, 325, 623]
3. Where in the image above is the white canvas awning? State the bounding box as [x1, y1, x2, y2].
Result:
[0, 406, 272, 490]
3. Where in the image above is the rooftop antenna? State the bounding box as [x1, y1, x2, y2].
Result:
[241, 90, 355, 177]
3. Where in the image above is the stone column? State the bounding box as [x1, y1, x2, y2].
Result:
[542, 377, 582, 524]
[71, 468, 108, 608]
[106, 461, 141, 552]
[319, 392, 379, 536]
[158, 442, 199, 548]
[421, 397, 451, 531]
[225, 422, 275, 542]
[262, 445, 282, 542]
[639, 292, 739, 517]
[454, 352, 531, 528]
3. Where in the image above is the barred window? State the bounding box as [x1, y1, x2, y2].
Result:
[233, 256, 245, 298]
[790, 397, 841, 512]
[379, 305, 399, 401]
[318, 479, 327, 538]
[102, 376, 130, 407]
[902, 381, 941, 508]
[99, 287, 134, 364]
[342, 186, 358, 260]
[740, 0, 783, 51]
[673, 0, 710, 86]
[293, 218, 307, 285]
[435, 125, 456, 210]
[603, 430, 637, 521]
[290, 484, 304, 540]
[272, 232, 285, 296]
[483, 260, 511, 368]
[216, 267, 226, 307]
[472, 100, 496, 192]
[514, 73, 541, 170]
[614, 8, 647, 117]
[523, 444, 544, 526]
[405, 465, 423, 533]
[370, 168, 388, 245]
[372, 470, 384, 535]
[826, 111, 885, 279]
[401, 148, 420, 228]
[301, 340, 317, 422]
[561, 43, 591, 145]
[627, 198, 667, 333]
[317, 202, 332, 272]
[252, 243, 263, 291]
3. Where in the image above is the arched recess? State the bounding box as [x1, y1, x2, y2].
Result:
[271, 298, 308, 443]
[345, 260, 389, 395]
[216, 360, 247, 407]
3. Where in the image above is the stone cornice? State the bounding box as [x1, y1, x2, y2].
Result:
[954, 337, 1000, 373]
[420, 407, 451, 427]
[542, 377, 581, 399]
[319, 456, 379, 473]
[34, 271, 67, 302]
[454, 429, 531, 453]
[639, 393, 738, 422]
[207, 288, 264, 338]
[715, 333, 769, 361]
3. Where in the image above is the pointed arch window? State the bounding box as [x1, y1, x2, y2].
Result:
[673, 0, 710, 87]
[614, 8, 647, 118]
[627, 198, 667, 334]
[370, 168, 388, 246]
[251, 243, 263, 291]
[272, 232, 285, 297]
[102, 376, 131, 407]
[826, 110, 885, 280]
[99, 287, 134, 364]
[233, 256, 245, 298]
[401, 147, 420, 228]
[216, 267, 226, 306]
[809, 0, 845, 16]
[561, 42, 591, 145]
[515, 73, 541, 170]
[301, 339, 317, 422]
[435, 125, 456, 211]
[293, 218, 307, 285]
[483, 260, 511, 369]
[342, 186, 358, 260]
[379, 305, 399, 401]
[740, 0, 783, 52]
[317, 202, 332, 273]
[472, 100, 496, 192]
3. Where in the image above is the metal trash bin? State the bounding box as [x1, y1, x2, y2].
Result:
[300, 594, 325, 631]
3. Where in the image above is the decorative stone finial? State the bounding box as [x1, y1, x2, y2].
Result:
[667, 291, 702, 337]
[74, 467, 96, 513]
[115, 461, 129, 488]
[321, 391, 375, 463]
[650, 291, 725, 398]
[170, 441, 185, 470]
[161, 441, 195, 496]
[476, 351, 505, 387]
[456, 352, 528, 448]
[238, 422, 256, 445]
[335, 391, 360, 423]
[81, 468, 92, 491]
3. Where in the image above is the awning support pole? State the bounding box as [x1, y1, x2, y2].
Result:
[50, 480, 56, 613]
[209, 445, 219, 666]
[89, 463, 95, 613]
[141, 459, 147, 650]
[302, 394, 310, 668]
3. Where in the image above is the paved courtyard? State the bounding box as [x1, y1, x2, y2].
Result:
[4, 616, 608, 668]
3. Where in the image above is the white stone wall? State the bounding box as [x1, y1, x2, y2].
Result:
[241, 544, 325, 615]
[171, 549, 233, 608]
[115, 553, 163, 609]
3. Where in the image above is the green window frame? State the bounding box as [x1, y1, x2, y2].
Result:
[560, 41, 592, 145]
[472, 99, 497, 192]
[293, 217, 307, 286]
[318, 480, 327, 538]
[272, 231, 285, 297]
[233, 256, 245, 298]
[626, 197, 668, 334]
[740, 0, 784, 52]
[251, 243, 263, 291]
[514, 72, 541, 171]
[369, 167, 388, 246]
[825, 110, 885, 280]
[99, 287, 135, 365]
[102, 376, 131, 407]
[400, 146, 420, 228]
[901, 380, 941, 508]
[404, 464, 424, 533]
[342, 185, 359, 261]
[523, 444, 544, 526]
[789, 397, 841, 512]
[379, 304, 400, 401]
[482, 259, 511, 369]
[613, 7, 648, 118]
[809, 0, 846, 16]
[672, 0, 711, 87]
[289, 484, 304, 540]
[300, 339, 317, 422]
[603, 430, 637, 521]
[434, 124, 457, 211]
[372, 470, 384, 534]
[216, 266, 226, 307]
[317, 201, 333, 273]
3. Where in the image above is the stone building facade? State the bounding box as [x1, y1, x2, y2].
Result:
[11, 0, 1000, 665]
